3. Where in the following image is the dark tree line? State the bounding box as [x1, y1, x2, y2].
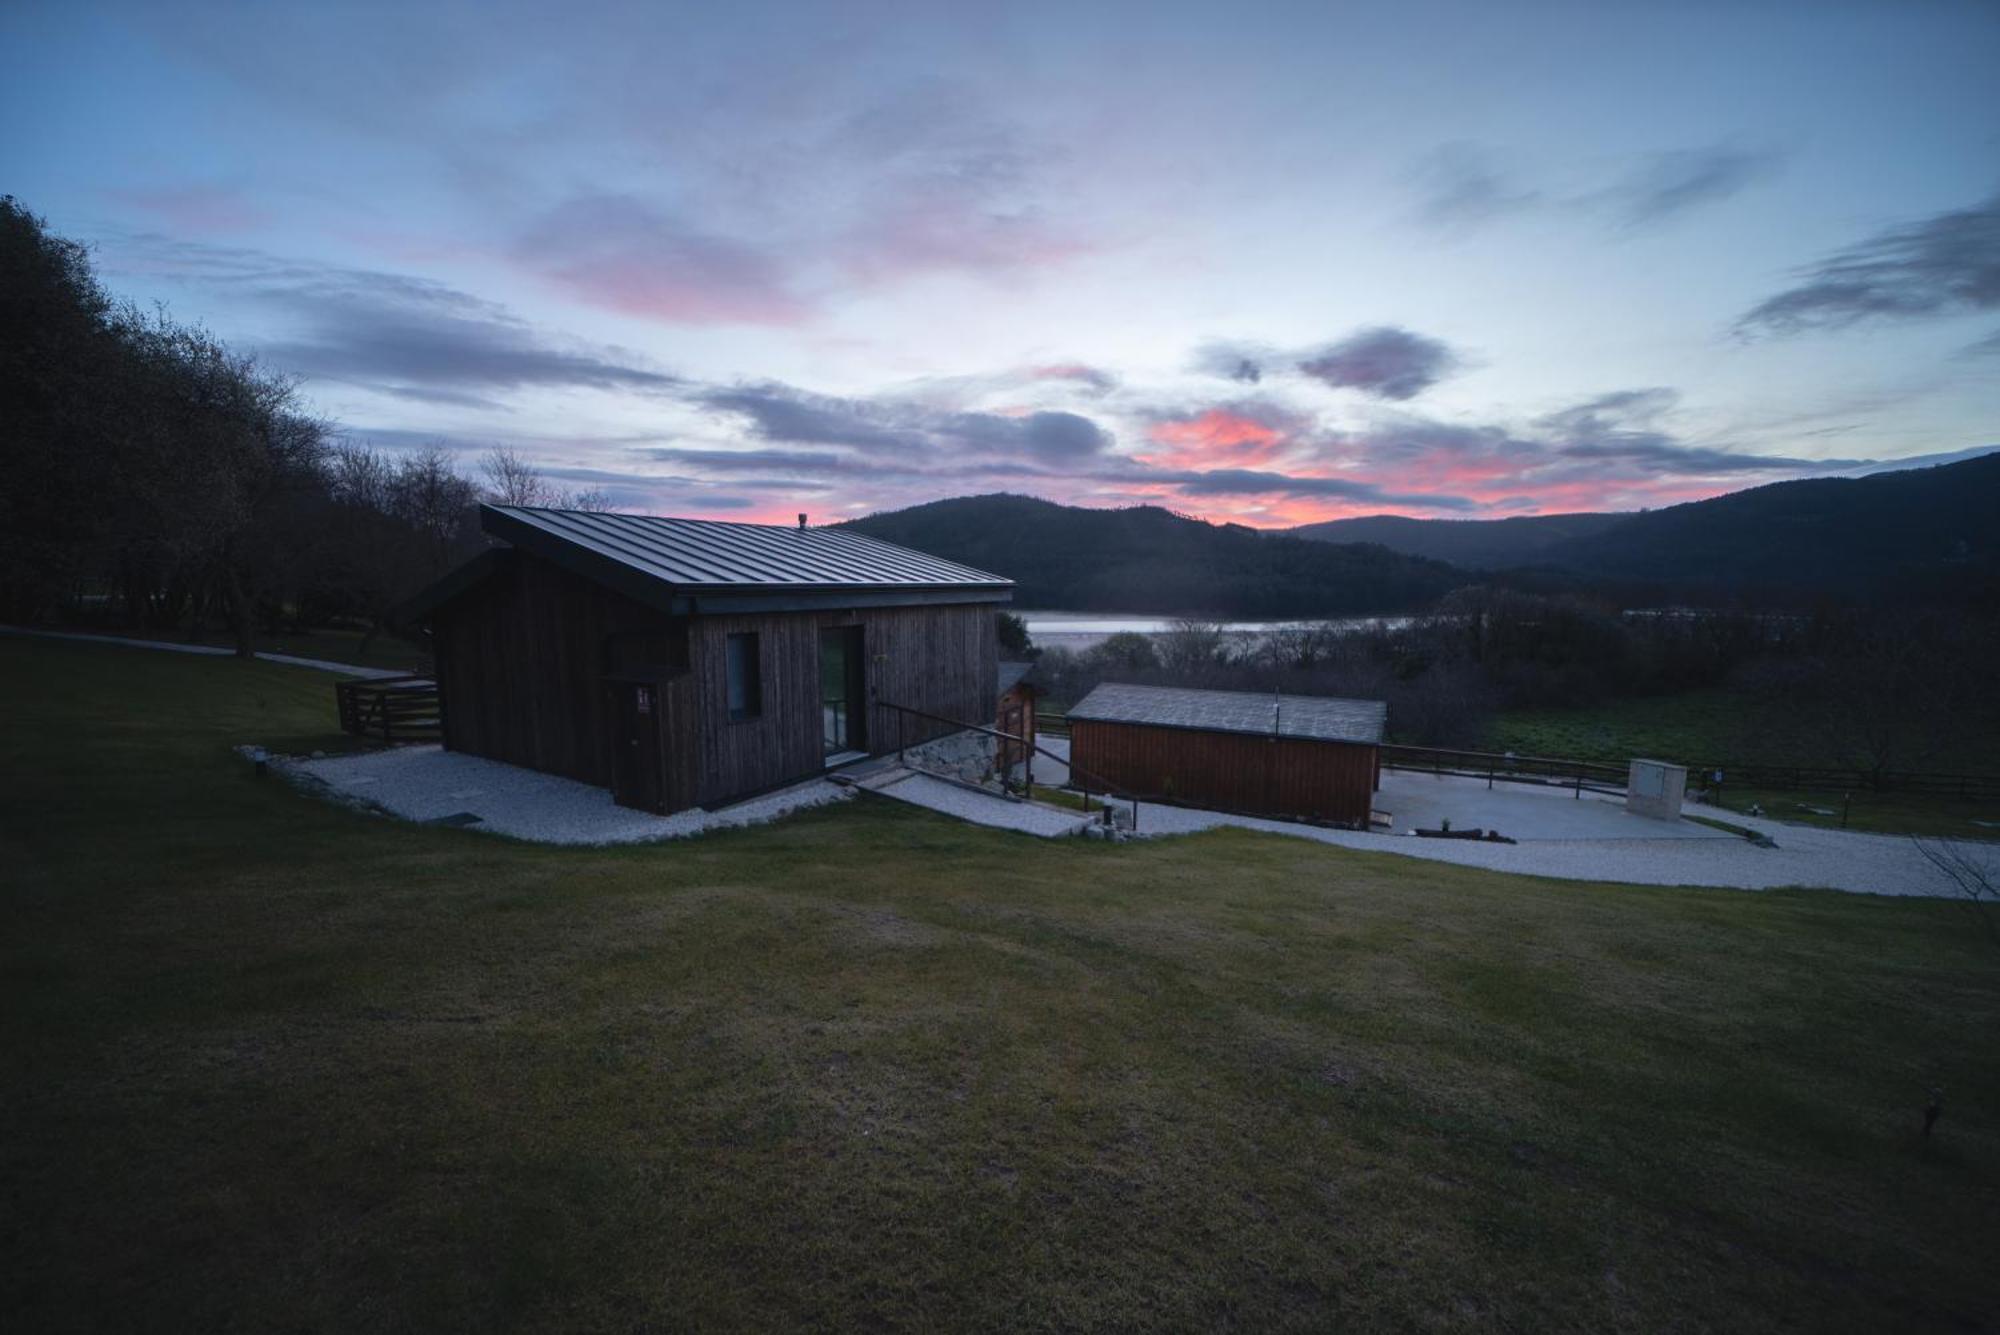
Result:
[1, 198, 600, 656]
[1027, 589, 2000, 764]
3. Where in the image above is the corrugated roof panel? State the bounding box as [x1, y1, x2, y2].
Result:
[483, 504, 1013, 591]
[1067, 682, 1387, 745]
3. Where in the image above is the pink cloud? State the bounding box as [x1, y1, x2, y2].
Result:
[107, 183, 269, 233]
[514, 195, 810, 326]
[1139, 408, 1292, 470]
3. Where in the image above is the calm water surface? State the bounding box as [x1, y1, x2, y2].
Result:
[1017, 611, 1411, 652]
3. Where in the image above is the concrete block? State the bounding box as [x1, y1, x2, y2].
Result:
[1627, 758, 1687, 820]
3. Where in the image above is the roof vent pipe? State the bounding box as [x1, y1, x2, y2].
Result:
[798, 513, 807, 530]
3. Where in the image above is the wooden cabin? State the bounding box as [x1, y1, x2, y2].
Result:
[1066, 682, 1386, 826]
[396, 504, 1013, 814]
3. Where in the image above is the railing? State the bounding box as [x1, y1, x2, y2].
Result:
[1380, 743, 1627, 800]
[1668, 762, 2000, 800]
[335, 675, 441, 742]
[874, 698, 1140, 830]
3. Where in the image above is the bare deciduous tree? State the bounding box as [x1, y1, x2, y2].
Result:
[1157, 619, 1226, 675]
[392, 445, 480, 572]
[479, 446, 555, 507]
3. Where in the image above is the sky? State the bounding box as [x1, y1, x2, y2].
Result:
[4, 0, 1997, 527]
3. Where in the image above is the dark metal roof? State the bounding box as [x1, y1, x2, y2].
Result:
[485, 505, 1013, 592]
[1066, 682, 1387, 745]
[997, 660, 1036, 697]
[390, 547, 514, 626]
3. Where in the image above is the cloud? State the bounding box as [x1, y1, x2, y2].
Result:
[1534, 386, 1680, 437]
[694, 379, 1113, 463]
[1296, 327, 1460, 400]
[1191, 328, 1462, 400]
[695, 383, 928, 453]
[513, 194, 808, 325]
[1136, 465, 1481, 510]
[1408, 143, 1542, 231]
[821, 85, 1091, 284]
[1139, 404, 1299, 470]
[1596, 146, 1783, 229]
[102, 234, 681, 397]
[104, 183, 270, 234]
[1026, 363, 1119, 393]
[1190, 340, 1273, 384]
[1411, 141, 1781, 235]
[1737, 192, 2000, 335]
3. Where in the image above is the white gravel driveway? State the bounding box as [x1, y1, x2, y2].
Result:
[287, 744, 850, 844]
[1129, 797, 1969, 897]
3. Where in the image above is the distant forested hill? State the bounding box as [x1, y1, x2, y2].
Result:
[1286, 512, 1623, 568]
[1535, 452, 2000, 600]
[840, 495, 1463, 616]
[1292, 454, 2000, 605]
[846, 455, 2000, 614]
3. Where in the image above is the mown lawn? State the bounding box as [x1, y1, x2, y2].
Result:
[39, 622, 433, 673]
[4, 637, 1998, 1332]
[1489, 689, 2000, 839]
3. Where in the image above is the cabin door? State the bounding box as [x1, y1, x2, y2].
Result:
[819, 626, 866, 757]
[610, 680, 665, 813]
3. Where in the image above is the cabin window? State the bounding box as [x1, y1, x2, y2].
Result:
[726, 632, 762, 720]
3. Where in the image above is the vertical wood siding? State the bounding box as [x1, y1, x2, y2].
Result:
[1070, 719, 1379, 825]
[686, 602, 997, 806]
[431, 552, 683, 788]
[433, 549, 1000, 811]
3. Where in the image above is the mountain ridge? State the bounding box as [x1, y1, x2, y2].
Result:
[841, 453, 2000, 614]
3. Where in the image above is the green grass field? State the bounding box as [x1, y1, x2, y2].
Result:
[5, 637, 1998, 1332]
[42, 622, 433, 674]
[1490, 690, 2000, 839]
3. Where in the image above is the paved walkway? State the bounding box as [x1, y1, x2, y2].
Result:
[2, 626, 411, 678]
[285, 744, 851, 844]
[863, 768, 1096, 838]
[1375, 769, 1727, 841]
[1131, 792, 1965, 898]
[1018, 738, 1969, 897]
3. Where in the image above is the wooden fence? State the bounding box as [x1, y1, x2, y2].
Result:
[1670, 762, 2000, 800]
[1380, 744, 1629, 798]
[335, 675, 441, 742]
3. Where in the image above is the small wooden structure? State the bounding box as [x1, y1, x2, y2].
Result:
[334, 675, 441, 742]
[395, 504, 1013, 814]
[996, 660, 1039, 771]
[1067, 682, 1386, 826]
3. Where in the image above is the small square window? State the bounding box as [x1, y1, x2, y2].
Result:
[726, 633, 762, 720]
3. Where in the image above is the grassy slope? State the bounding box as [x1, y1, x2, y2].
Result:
[1490, 690, 2000, 839]
[36, 623, 432, 674]
[3, 638, 1998, 1332]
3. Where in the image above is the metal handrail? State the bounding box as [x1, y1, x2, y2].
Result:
[1380, 742, 1624, 801]
[873, 697, 1139, 830]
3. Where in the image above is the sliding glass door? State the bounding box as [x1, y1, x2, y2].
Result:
[819, 626, 865, 756]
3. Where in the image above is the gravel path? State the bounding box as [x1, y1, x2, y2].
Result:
[287, 744, 850, 844]
[1129, 800, 1967, 897]
[1012, 734, 1072, 787]
[3, 626, 411, 678]
[1031, 739, 1964, 896]
[870, 772, 1094, 838]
